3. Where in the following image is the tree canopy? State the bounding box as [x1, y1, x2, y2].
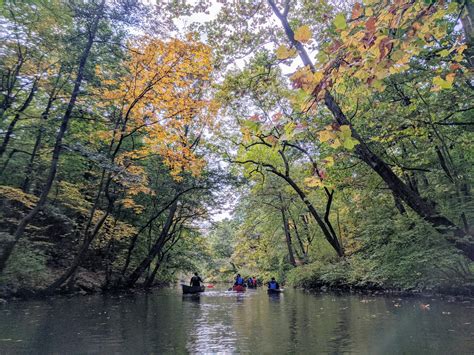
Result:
[0, 0, 472, 295]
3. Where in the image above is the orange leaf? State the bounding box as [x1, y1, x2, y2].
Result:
[351, 3, 363, 19]
[365, 17, 377, 32]
[294, 25, 312, 43]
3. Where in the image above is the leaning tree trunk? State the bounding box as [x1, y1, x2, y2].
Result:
[22, 78, 62, 192]
[0, 0, 105, 274]
[288, 210, 308, 262]
[271, 169, 344, 257]
[0, 79, 38, 158]
[126, 200, 178, 288]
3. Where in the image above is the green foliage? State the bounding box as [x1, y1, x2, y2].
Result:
[0, 239, 48, 289]
[0, 0, 473, 297]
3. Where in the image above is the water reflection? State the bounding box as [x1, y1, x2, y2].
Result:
[0, 288, 473, 354]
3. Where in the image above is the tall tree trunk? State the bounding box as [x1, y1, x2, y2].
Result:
[21, 126, 44, 193]
[393, 192, 407, 215]
[22, 89, 57, 193]
[0, 0, 105, 274]
[0, 50, 24, 121]
[279, 194, 296, 267]
[126, 200, 178, 287]
[0, 79, 38, 157]
[288, 210, 308, 261]
[144, 253, 164, 289]
[461, 0, 474, 67]
[0, 149, 30, 176]
[268, 0, 474, 260]
[120, 187, 198, 278]
[300, 214, 313, 255]
[271, 169, 344, 257]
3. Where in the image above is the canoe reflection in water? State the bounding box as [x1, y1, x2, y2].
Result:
[182, 285, 205, 294]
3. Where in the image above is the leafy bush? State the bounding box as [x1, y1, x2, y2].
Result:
[1, 240, 49, 289]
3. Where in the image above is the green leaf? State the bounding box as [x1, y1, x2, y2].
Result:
[284, 122, 295, 139]
[242, 119, 261, 133]
[432, 76, 452, 89]
[438, 49, 450, 57]
[339, 125, 352, 139]
[343, 137, 359, 150]
[334, 14, 347, 30]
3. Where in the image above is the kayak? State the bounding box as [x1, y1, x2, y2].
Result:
[267, 288, 283, 294]
[232, 285, 246, 292]
[182, 285, 205, 294]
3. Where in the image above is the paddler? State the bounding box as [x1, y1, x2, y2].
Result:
[268, 277, 279, 290]
[190, 272, 203, 287]
[234, 273, 244, 286]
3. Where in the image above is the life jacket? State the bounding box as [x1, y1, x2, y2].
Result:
[269, 281, 278, 289]
[236, 276, 244, 285]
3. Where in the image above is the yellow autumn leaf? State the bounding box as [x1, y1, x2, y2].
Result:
[294, 25, 312, 43]
[304, 176, 324, 188]
[432, 75, 453, 90]
[319, 129, 336, 142]
[330, 139, 342, 148]
[323, 156, 335, 167]
[313, 71, 324, 83]
[276, 45, 297, 60]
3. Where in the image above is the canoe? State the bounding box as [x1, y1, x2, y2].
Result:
[232, 285, 246, 292]
[267, 288, 283, 294]
[182, 285, 205, 294]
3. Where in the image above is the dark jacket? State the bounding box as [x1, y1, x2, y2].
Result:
[190, 276, 203, 287]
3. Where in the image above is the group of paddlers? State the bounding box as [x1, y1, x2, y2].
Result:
[190, 272, 280, 290]
[233, 274, 258, 288]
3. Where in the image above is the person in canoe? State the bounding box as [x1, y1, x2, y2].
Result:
[190, 272, 203, 287]
[253, 277, 258, 287]
[246, 276, 254, 288]
[268, 277, 279, 290]
[234, 273, 244, 286]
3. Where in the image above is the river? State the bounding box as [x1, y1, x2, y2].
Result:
[0, 286, 473, 354]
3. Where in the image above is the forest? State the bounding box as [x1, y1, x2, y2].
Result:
[0, 0, 473, 298]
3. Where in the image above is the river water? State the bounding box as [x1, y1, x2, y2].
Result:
[0, 286, 473, 354]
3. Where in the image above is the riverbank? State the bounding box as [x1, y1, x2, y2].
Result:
[0, 279, 172, 303]
[298, 283, 474, 303]
[1, 278, 473, 304]
[0, 186, 173, 301]
[286, 259, 474, 300]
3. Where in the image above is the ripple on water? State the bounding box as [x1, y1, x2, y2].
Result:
[0, 289, 473, 354]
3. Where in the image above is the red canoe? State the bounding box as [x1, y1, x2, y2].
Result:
[232, 285, 246, 292]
